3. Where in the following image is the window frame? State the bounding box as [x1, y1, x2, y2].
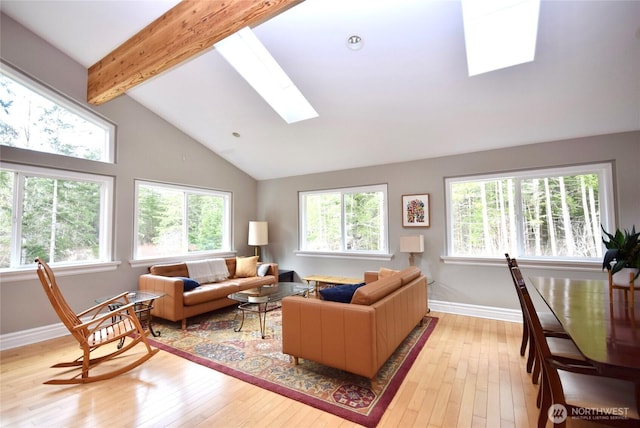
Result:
[298, 184, 391, 260]
[0, 60, 116, 163]
[1, 161, 114, 271]
[133, 180, 233, 262]
[444, 162, 615, 264]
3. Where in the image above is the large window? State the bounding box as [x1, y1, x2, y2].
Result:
[299, 184, 388, 254]
[134, 181, 232, 259]
[446, 163, 614, 261]
[0, 62, 115, 163]
[0, 163, 113, 269]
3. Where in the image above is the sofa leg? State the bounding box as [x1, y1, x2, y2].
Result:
[181, 319, 187, 330]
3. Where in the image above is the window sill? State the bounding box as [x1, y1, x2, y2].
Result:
[129, 252, 237, 269]
[295, 250, 393, 262]
[1, 260, 122, 282]
[440, 256, 603, 272]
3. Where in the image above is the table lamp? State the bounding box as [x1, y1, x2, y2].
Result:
[248, 221, 268, 261]
[400, 235, 424, 266]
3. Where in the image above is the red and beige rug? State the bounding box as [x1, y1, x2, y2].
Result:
[148, 306, 437, 427]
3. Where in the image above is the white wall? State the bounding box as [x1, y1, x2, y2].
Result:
[258, 132, 640, 310]
[2, 12, 639, 338]
[0, 14, 259, 334]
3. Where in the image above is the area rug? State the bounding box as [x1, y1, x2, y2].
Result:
[148, 307, 437, 427]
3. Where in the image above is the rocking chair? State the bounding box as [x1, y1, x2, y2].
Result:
[35, 257, 159, 384]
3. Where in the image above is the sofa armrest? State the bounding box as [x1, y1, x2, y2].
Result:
[263, 262, 278, 280]
[282, 296, 378, 378]
[138, 274, 184, 322]
[364, 271, 379, 284]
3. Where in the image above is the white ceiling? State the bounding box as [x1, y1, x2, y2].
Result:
[2, 0, 639, 180]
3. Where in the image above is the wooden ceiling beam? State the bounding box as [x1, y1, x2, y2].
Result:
[87, 0, 302, 105]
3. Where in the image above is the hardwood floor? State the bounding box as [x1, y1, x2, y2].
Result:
[1, 312, 543, 427]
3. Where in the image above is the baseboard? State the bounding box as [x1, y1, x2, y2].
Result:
[0, 322, 69, 351]
[1, 300, 523, 350]
[429, 299, 522, 323]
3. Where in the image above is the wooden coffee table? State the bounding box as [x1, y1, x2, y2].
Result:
[303, 274, 363, 295]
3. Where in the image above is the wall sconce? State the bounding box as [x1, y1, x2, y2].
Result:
[248, 221, 268, 261]
[400, 235, 424, 266]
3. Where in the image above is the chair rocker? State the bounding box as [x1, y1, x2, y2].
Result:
[35, 257, 159, 384]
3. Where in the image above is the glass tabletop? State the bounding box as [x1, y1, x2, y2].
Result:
[228, 282, 313, 304]
[96, 291, 166, 305]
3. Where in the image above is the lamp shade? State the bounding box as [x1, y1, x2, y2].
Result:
[248, 221, 268, 246]
[400, 235, 424, 253]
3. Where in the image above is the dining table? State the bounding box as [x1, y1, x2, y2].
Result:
[531, 276, 640, 380]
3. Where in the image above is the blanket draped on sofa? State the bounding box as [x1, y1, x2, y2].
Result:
[186, 259, 229, 283]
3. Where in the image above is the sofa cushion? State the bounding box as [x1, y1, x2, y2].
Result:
[236, 256, 258, 278]
[351, 275, 403, 305]
[183, 282, 240, 306]
[178, 277, 200, 291]
[378, 267, 399, 278]
[149, 262, 189, 277]
[319, 283, 365, 303]
[399, 266, 421, 285]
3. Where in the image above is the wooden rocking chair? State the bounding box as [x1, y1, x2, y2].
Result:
[35, 257, 159, 384]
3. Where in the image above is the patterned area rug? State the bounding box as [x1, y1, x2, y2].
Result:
[148, 306, 437, 427]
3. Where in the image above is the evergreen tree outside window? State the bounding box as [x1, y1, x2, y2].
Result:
[445, 163, 614, 260]
[299, 184, 388, 254]
[0, 163, 113, 269]
[0, 63, 115, 163]
[135, 181, 231, 259]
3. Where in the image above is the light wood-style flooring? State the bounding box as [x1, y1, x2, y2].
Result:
[1, 312, 543, 427]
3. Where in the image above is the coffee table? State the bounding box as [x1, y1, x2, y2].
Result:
[228, 282, 313, 338]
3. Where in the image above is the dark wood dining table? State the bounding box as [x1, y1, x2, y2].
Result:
[531, 276, 640, 380]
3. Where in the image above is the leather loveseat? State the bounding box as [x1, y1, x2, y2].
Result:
[138, 257, 278, 329]
[281, 266, 427, 378]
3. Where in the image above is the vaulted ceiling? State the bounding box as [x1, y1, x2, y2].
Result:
[2, 0, 639, 180]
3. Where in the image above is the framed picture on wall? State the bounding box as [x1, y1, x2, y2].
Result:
[402, 193, 430, 227]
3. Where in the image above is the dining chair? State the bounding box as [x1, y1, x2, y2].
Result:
[609, 269, 638, 308]
[35, 257, 159, 384]
[520, 279, 640, 428]
[505, 254, 581, 382]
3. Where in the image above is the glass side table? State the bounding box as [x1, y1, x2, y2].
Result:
[96, 291, 166, 347]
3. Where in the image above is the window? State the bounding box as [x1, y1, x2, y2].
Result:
[299, 184, 388, 254]
[0, 163, 113, 269]
[134, 181, 231, 259]
[0, 62, 115, 163]
[446, 163, 614, 261]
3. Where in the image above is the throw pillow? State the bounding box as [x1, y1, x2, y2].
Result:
[178, 277, 200, 291]
[319, 283, 365, 303]
[257, 263, 270, 277]
[236, 256, 258, 278]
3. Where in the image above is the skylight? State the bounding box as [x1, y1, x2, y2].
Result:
[462, 0, 541, 76]
[214, 27, 318, 124]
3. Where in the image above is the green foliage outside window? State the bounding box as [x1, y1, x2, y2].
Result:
[0, 67, 113, 163]
[448, 167, 608, 259]
[0, 165, 109, 269]
[300, 185, 388, 253]
[136, 182, 230, 259]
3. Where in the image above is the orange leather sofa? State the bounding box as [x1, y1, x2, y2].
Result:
[138, 257, 278, 329]
[281, 266, 427, 378]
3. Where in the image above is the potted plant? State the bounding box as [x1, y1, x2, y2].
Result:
[601, 225, 640, 282]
